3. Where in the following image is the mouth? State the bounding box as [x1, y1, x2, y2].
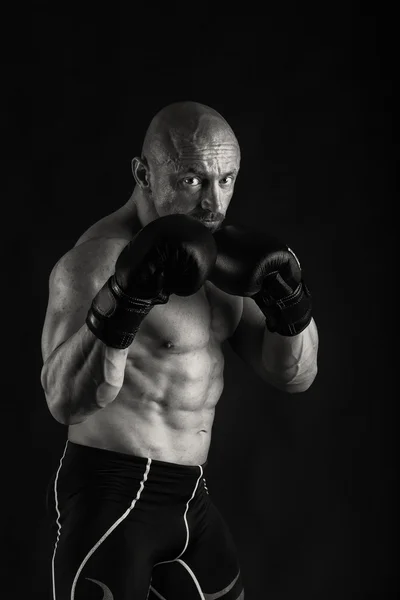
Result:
[200, 220, 218, 227]
[189, 214, 222, 229]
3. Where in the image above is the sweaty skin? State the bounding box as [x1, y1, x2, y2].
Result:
[42, 102, 243, 466]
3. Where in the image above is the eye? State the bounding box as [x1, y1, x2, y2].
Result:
[182, 176, 201, 186]
[220, 176, 234, 186]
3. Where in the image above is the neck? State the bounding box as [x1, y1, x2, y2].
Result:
[131, 186, 158, 228]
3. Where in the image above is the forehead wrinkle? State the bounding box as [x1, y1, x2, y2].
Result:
[179, 142, 238, 149]
[178, 143, 239, 155]
[177, 153, 239, 163]
[175, 143, 240, 167]
[175, 158, 239, 178]
[177, 158, 238, 170]
[159, 144, 240, 175]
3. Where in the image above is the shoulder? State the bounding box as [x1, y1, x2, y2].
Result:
[49, 236, 129, 295]
[42, 236, 133, 362]
[74, 202, 140, 247]
[41, 202, 142, 362]
[50, 203, 141, 289]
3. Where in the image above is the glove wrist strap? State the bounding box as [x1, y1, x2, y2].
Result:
[253, 278, 312, 337]
[86, 275, 169, 349]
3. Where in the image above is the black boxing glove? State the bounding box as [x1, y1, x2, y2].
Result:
[209, 225, 312, 336]
[86, 214, 218, 349]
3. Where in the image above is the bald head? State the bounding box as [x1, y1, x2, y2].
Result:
[133, 101, 240, 231]
[141, 101, 240, 167]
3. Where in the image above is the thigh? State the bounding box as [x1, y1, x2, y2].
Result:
[51, 497, 154, 600]
[149, 501, 244, 600]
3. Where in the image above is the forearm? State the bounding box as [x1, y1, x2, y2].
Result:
[41, 326, 128, 425]
[261, 318, 319, 392]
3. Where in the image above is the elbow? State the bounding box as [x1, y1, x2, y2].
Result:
[269, 366, 318, 394]
[41, 365, 67, 425]
[51, 410, 70, 426]
[41, 362, 88, 425]
[280, 366, 318, 394]
[44, 393, 70, 425]
[45, 393, 87, 426]
[41, 377, 79, 426]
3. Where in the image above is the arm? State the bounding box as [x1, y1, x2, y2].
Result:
[41, 215, 218, 425]
[40, 239, 130, 425]
[210, 224, 318, 393]
[228, 297, 318, 393]
[261, 314, 318, 392]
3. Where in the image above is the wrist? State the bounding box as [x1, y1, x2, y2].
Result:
[253, 279, 312, 337]
[86, 275, 167, 349]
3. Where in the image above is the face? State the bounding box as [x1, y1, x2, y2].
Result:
[134, 130, 240, 233]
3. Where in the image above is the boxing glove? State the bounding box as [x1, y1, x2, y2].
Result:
[209, 225, 312, 336]
[86, 214, 218, 349]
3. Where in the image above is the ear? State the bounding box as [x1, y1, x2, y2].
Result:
[132, 156, 151, 189]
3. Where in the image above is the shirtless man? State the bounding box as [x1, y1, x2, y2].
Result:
[41, 101, 319, 600]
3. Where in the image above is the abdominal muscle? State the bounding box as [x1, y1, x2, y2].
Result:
[68, 291, 228, 466]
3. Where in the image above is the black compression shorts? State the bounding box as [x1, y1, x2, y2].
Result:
[46, 441, 244, 599]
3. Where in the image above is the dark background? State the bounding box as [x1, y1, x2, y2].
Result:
[3, 2, 396, 598]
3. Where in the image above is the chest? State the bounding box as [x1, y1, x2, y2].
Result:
[130, 282, 243, 354]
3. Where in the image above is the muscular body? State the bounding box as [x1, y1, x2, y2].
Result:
[41, 101, 318, 600]
[42, 199, 242, 466]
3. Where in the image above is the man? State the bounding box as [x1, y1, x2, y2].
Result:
[41, 101, 319, 600]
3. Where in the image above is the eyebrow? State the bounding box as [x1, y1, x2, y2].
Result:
[179, 166, 237, 177]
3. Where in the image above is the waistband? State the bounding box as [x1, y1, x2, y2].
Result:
[63, 441, 208, 479]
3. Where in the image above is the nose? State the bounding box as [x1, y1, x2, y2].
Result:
[200, 181, 223, 215]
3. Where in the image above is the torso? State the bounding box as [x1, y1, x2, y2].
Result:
[67, 202, 243, 465]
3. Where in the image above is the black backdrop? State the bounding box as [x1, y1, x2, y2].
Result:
[3, 3, 396, 599]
